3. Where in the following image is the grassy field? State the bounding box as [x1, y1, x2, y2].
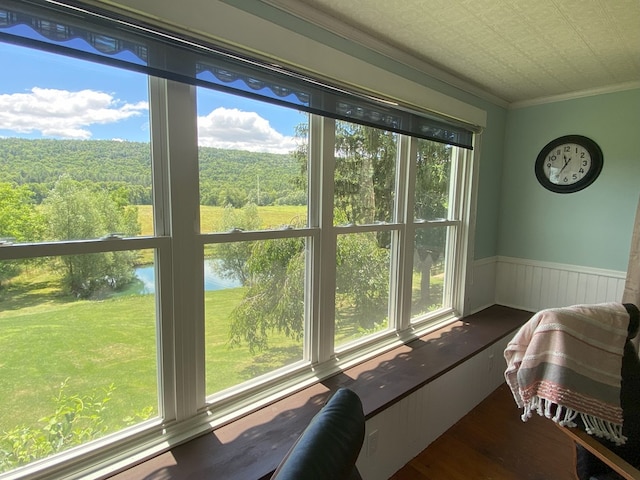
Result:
[0, 204, 440, 452]
[0, 274, 155, 432]
[0, 205, 306, 438]
[0, 276, 301, 435]
[137, 204, 307, 236]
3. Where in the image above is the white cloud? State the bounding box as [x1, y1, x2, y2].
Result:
[197, 107, 297, 154]
[0, 87, 148, 139]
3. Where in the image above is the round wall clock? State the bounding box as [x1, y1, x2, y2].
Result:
[534, 135, 603, 193]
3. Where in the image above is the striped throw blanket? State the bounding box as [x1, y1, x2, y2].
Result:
[504, 303, 630, 445]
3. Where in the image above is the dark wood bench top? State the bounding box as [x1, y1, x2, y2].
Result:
[109, 305, 531, 480]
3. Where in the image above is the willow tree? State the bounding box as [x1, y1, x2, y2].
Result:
[0, 182, 44, 288]
[214, 203, 262, 286]
[413, 140, 452, 305]
[226, 122, 451, 350]
[43, 176, 140, 298]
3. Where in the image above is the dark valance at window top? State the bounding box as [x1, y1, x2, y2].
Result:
[0, 0, 475, 149]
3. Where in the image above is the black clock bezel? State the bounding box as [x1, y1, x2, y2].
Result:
[534, 135, 603, 194]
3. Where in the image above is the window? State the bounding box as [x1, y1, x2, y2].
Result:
[410, 139, 460, 320]
[197, 87, 311, 397]
[333, 122, 398, 347]
[0, 43, 165, 473]
[0, 2, 476, 477]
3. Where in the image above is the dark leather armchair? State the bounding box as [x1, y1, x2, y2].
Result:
[270, 388, 365, 480]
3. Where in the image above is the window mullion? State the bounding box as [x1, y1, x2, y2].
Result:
[148, 75, 178, 425]
[317, 116, 336, 362]
[307, 114, 322, 364]
[451, 146, 476, 315]
[442, 148, 463, 313]
[387, 135, 408, 331]
[163, 79, 203, 421]
[396, 136, 418, 330]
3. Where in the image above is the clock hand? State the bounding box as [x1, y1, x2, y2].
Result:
[559, 155, 571, 174]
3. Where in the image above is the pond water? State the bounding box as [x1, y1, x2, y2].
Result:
[135, 260, 241, 294]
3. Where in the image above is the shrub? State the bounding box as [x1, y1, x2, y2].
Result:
[0, 379, 149, 474]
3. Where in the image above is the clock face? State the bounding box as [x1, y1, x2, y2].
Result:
[535, 135, 603, 193]
[542, 142, 591, 186]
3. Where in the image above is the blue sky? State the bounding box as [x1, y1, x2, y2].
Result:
[0, 42, 305, 153]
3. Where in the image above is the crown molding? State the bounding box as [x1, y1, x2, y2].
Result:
[259, 0, 509, 109]
[260, 1, 640, 111]
[509, 81, 640, 109]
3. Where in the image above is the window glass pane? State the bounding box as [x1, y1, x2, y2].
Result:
[414, 139, 453, 221]
[335, 232, 390, 347]
[204, 238, 306, 396]
[196, 87, 309, 232]
[0, 43, 153, 243]
[334, 122, 397, 226]
[0, 251, 158, 474]
[411, 226, 449, 320]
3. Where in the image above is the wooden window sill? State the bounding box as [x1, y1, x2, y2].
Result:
[109, 305, 530, 480]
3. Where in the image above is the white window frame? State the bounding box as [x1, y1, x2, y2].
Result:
[0, 45, 477, 480]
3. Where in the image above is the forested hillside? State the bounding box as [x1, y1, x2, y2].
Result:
[0, 138, 301, 206]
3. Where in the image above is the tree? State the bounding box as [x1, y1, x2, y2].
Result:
[217, 205, 306, 352]
[334, 122, 397, 226]
[229, 236, 305, 352]
[42, 176, 140, 298]
[0, 183, 44, 288]
[335, 233, 389, 323]
[227, 123, 452, 351]
[214, 203, 262, 286]
[331, 123, 397, 329]
[229, 123, 397, 350]
[217, 186, 248, 208]
[413, 140, 452, 305]
[332, 124, 395, 330]
[0, 380, 115, 473]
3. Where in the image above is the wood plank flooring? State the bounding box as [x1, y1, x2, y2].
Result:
[390, 383, 579, 480]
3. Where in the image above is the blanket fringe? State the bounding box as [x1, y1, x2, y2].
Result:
[521, 395, 626, 445]
[581, 413, 627, 446]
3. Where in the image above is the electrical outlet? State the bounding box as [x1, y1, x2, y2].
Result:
[367, 429, 379, 457]
[488, 353, 494, 372]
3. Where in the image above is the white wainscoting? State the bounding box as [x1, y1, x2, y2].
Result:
[495, 256, 626, 312]
[466, 256, 626, 315]
[355, 257, 626, 479]
[465, 256, 498, 314]
[355, 336, 511, 479]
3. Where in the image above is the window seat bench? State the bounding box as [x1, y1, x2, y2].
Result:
[109, 305, 530, 480]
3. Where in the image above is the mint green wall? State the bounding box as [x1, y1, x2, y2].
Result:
[178, 1, 640, 268]
[473, 106, 507, 259]
[500, 89, 640, 271]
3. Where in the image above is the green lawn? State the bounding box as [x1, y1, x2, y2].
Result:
[0, 205, 306, 438]
[204, 288, 302, 394]
[0, 278, 301, 436]
[0, 204, 440, 458]
[0, 279, 156, 432]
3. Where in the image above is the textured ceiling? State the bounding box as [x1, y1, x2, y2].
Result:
[261, 0, 640, 105]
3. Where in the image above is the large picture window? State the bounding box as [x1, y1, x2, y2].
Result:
[0, 42, 163, 473]
[0, 2, 476, 477]
[196, 87, 311, 398]
[333, 122, 398, 347]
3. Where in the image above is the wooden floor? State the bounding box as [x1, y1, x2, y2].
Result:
[390, 383, 579, 480]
